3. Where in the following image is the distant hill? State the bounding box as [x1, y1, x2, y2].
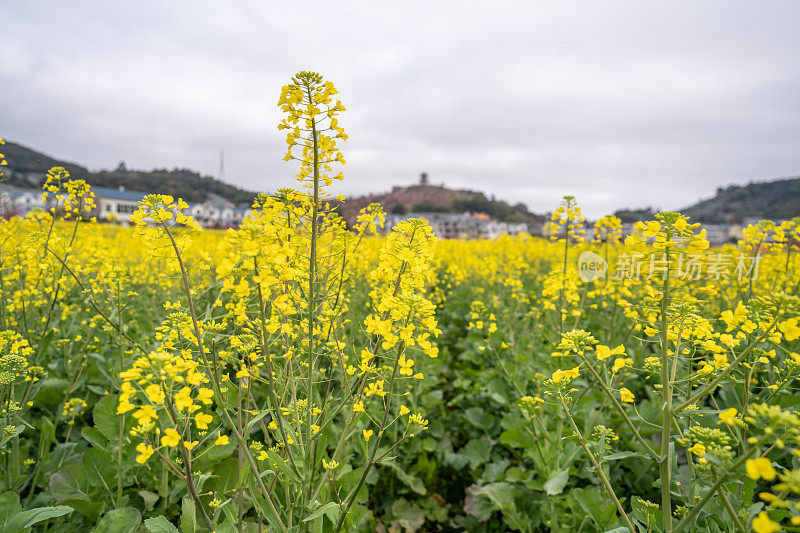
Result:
[680, 177, 800, 223]
[337, 181, 544, 228]
[613, 207, 658, 223]
[1, 140, 258, 205]
[1, 141, 89, 187]
[615, 177, 800, 224]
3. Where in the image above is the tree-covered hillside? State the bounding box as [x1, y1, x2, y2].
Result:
[680, 177, 800, 223]
[338, 183, 544, 226]
[1, 140, 258, 204]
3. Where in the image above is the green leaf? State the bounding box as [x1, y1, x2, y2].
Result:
[391, 464, 427, 495]
[391, 498, 426, 531]
[473, 482, 517, 513]
[8, 506, 72, 532]
[303, 502, 339, 523]
[215, 519, 238, 533]
[38, 416, 56, 446]
[464, 407, 493, 431]
[204, 457, 241, 494]
[0, 493, 73, 533]
[49, 460, 91, 502]
[91, 507, 141, 533]
[245, 410, 271, 433]
[603, 451, 647, 462]
[0, 493, 22, 532]
[34, 378, 70, 409]
[144, 515, 180, 533]
[194, 473, 212, 493]
[338, 503, 368, 531]
[180, 496, 197, 533]
[484, 459, 510, 482]
[198, 436, 236, 464]
[47, 442, 78, 475]
[80, 427, 109, 450]
[543, 469, 569, 496]
[570, 487, 616, 529]
[83, 449, 115, 490]
[216, 496, 235, 525]
[93, 394, 119, 441]
[335, 468, 370, 505]
[498, 427, 534, 450]
[138, 491, 160, 512]
[461, 438, 491, 470]
[443, 451, 469, 470]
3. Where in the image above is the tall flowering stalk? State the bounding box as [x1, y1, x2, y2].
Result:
[548, 196, 586, 334]
[111, 71, 438, 531]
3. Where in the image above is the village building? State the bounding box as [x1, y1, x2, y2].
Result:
[0, 186, 48, 217]
[91, 186, 147, 223]
[1, 185, 253, 228]
[385, 212, 529, 239]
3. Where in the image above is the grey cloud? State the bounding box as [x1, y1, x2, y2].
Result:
[1, 1, 799, 217]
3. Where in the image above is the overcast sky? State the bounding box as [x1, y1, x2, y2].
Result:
[2, 2, 799, 217]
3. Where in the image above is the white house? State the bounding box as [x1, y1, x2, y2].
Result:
[188, 202, 222, 227]
[185, 199, 253, 228]
[385, 212, 529, 239]
[92, 186, 147, 223]
[0, 187, 48, 217]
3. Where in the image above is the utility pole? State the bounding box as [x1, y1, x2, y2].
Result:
[219, 150, 225, 181]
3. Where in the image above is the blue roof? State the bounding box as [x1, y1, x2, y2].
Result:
[92, 186, 148, 202]
[2, 187, 39, 198]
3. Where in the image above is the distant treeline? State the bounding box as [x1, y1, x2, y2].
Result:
[1, 141, 257, 205]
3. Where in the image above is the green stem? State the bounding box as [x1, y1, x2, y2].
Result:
[334, 343, 405, 532]
[713, 473, 746, 533]
[659, 248, 673, 533]
[303, 80, 321, 518]
[578, 354, 658, 458]
[559, 398, 635, 533]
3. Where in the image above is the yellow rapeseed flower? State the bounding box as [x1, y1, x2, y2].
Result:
[620, 388, 635, 403]
[196, 387, 214, 405]
[747, 458, 777, 481]
[133, 405, 157, 426]
[552, 366, 580, 383]
[718, 408, 737, 425]
[144, 384, 165, 405]
[596, 344, 625, 361]
[161, 428, 181, 447]
[779, 318, 800, 342]
[752, 511, 780, 533]
[135, 443, 154, 464]
[174, 387, 194, 411]
[194, 412, 213, 430]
